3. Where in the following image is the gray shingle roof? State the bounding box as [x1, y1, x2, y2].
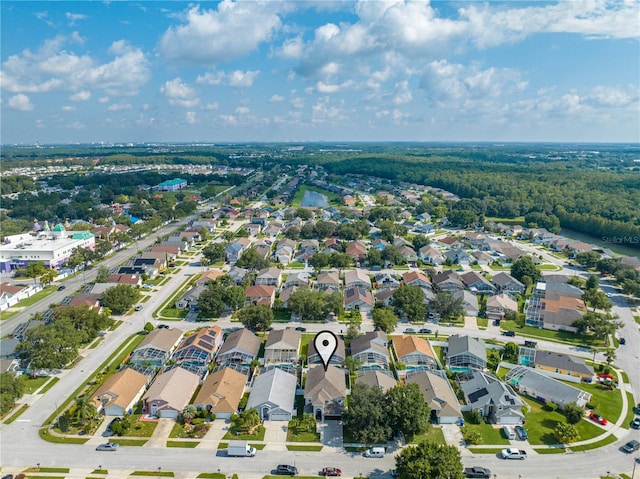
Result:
[246, 368, 296, 414]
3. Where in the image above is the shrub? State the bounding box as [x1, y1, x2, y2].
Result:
[586, 398, 599, 410]
[192, 418, 205, 425]
[469, 410, 483, 424]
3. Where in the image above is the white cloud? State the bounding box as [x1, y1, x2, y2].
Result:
[62, 105, 76, 112]
[8, 94, 34, 111]
[316, 80, 354, 94]
[98, 96, 110, 104]
[69, 90, 91, 101]
[219, 114, 238, 125]
[186, 111, 197, 124]
[1, 36, 150, 96]
[205, 102, 219, 110]
[107, 103, 132, 112]
[269, 94, 284, 103]
[196, 69, 260, 87]
[160, 78, 199, 108]
[158, 2, 282, 64]
[392, 80, 412, 105]
[66, 12, 88, 26]
[235, 106, 250, 114]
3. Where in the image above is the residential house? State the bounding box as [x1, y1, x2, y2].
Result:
[346, 241, 367, 262]
[485, 293, 518, 321]
[175, 284, 207, 311]
[192, 366, 247, 419]
[308, 335, 345, 366]
[506, 366, 592, 407]
[471, 251, 494, 266]
[406, 370, 463, 424]
[432, 271, 464, 293]
[264, 328, 301, 364]
[143, 367, 200, 419]
[255, 267, 283, 288]
[130, 328, 183, 368]
[374, 287, 395, 306]
[68, 293, 102, 311]
[246, 367, 297, 421]
[460, 271, 496, 294]
[304, 365, 347, 421]
[350, 331, 389, 367]
[491, 272, 525, 295]
[392, 335, 438, 371]
[444, 248, 471, 265]
[344, 269, 372, 289]
[216, 328, 261, 365]
[374, 272, 400, 289]
[446, 334, 487, 371]
[540, 296, 586, 332]
[316, 271, 342, 292]
[437, 236, 461, 248]
[371, 239, 388, 251]
[356, 370, 397, 392]
[244, 285, 276, 308]
[263, 221, 283, 238]
[452, 290, 480, 317]
[173, 326, 224, 366]
[225, 238, 252, 263]
[531, 351, 594, 382]
[278, 285, 300, 308]
[402, 270, 433, 291]
[275, 238, 296, 265]
[106, 273, 143, 287]
[93, 368, 149, 416]
[460, 371, 525, 425]
[254, 242, 273, 261]
[227, 266, 248, 286]
[244, 223, 262, 237]
[149, 245, 181, 258]
[284, 272, 310, 288]
[196, 269, 226, 287]
[419, 246, 444, 265]
[344, 286, 374, 312]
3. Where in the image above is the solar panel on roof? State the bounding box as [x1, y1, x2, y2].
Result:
[468, 387, 488, 403]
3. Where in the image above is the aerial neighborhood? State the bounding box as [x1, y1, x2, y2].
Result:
[1, 146, 639, 479]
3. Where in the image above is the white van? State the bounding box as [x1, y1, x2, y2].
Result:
[503, 426, 516, 440]
[364, 446, 385, 458]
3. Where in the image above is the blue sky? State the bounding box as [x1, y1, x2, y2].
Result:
[1, 1, 639, 144]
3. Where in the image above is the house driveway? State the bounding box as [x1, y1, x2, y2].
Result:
[262, 420, 288, 450]
[145, 418, 174, 447]
[319, 419, 343, 448]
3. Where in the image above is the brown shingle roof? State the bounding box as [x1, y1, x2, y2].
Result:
[193, 367, 246, 414]
[93, 368, 148, 411]
[136, 328, 183, 353]
[391, 335, 436, 362]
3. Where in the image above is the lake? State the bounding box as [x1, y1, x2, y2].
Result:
[301, 190, 329, 207]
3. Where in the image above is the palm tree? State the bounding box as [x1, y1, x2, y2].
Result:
[73, 395, 97, 426]
[343, 356, 362, 375]
[182, 404, 197, 423]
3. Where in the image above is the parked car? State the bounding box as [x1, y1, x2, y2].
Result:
[403, 328, 416, 334]
[158, 324, 169, 329]
[106, 417, 121, 432]
[321, 467, 342, 477]
[464, 467, 491, 479]
[514, 425, 528, 440]
[96, 442, 119, 451]
[589, 412, 607, 425]
[295, 326, 307, 332]
[621, 440, 640, 453]
[275, 465, 298, 476]
[501, 331, 516, 337]
[57, 285, 66, 291]
[619, 337, 626, 345]
[135, 305, 143, 311]
[631, 418, 640, 429]
[419, 328, 433, 334]
[2, 474, 14, 479]
[500, 448, 527, 460]
[634, 403, 640, 415]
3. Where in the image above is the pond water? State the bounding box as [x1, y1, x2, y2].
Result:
[301, 190, 329, 207]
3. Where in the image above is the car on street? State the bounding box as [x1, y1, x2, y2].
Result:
[621, 440, 640, 453]
[158, 324, 169, 329]
[295, 326, 307, 332]
[403, 328, 416, 334]
[619, 337, 626, 345]
[275, 465, 298, 475]
[464, 467, 491, 478]
[501, 331, 516, 337]
[419, 328, 432, 334]
[500, 448, 527, 460]
[135, 305, 143, 311]
[631, 418, 640, 429]
[515, 425, 528, 440]
[57, 285, 66, 291]
[635, 403, 640, 415]
[589, 412, 607, 425]
[321, 467, 342, 476]
[2, 474, 14, 479]
[96, 442, 119, 451]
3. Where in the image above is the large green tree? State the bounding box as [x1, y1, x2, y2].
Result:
[395, 441, 464, 479]
[237, 305, 273, 331]
[386, 383, 430, 439]
[510, 256, 542, 284]
[342, 383, 391, 444]
[101, 284, 141, 314]
[431, 292, 464, 321]
[371, 306, 399, 333]
[393, 285, 428, 323]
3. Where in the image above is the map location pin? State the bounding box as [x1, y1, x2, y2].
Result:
[313, 330, 338, 371]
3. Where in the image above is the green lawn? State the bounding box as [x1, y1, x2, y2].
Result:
[500, 320, 605, 346]
[291, 184, 341, 207]
[570, 381, 622, 422]
[8, 285, 57, 308]
[24, 376, 50, 393]
[110, 438, 147, 446]
[461, 413, 510, 445]
[197, 474, 226, 479]
[286, 445, 323, 451]
[130, 471, 174, 477]
[38, 428, 89, 444]
[467, 447, 504, 454]
[167, 440, 199, 448]
[273, 310, 292, 322]
[286, 429, 320, 442]
[120, 415, 158, 437]
[522, 397, 604, 445]
[569, 434, 617, 451]
[222, 426, 266, 441]
[409, 426, 446, 444]
[623, 391, 636, 428]
[4, 404, 29, 424]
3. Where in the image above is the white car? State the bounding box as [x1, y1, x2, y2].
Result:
[501, 448, 527, 460]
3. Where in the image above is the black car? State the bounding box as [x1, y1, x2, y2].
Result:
[502, 331, 516, 337]
[276, 465, 298, 476]
[295, 326, 307, 332]
[621, 439, 640, 453]
[57, 285, 66, 291]
[158, 324, 169, 329]
[419, 328, 433, 334]
[630, 417, 640, 429]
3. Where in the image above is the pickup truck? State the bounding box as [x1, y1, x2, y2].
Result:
[501, 448, 527, 460]
[464, 466, 491, 478]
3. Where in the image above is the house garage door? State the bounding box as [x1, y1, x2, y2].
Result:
[159, 409, 178, 419]
[269, 410, 291, 421]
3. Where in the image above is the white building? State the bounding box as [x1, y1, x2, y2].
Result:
[0, 228, 95, 273]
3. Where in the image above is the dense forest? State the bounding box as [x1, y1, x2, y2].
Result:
[2, 142, 639, 249]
